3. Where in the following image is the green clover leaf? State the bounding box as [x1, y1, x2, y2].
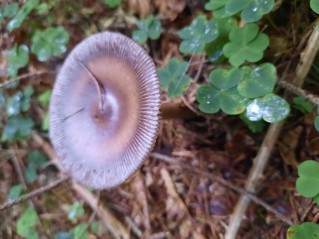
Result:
[287, 222, 319, 239]
[223, 23, 269, 67]
[1, 116, 34, 142]
[246, 94, 290, 123]
[158, 58, 190, 99]
[31, 26, 69, 62]
[68, 202, 85, 223]
[205, 0, 275, 23]
[103, 0, 122, 8]
[17, 207, 39, 239]
[315, 105, 319, 132]
[296, 160, 319, 200]
[133, 15, 161, 43]
[179, 15, 219, 54]
[0, 3, 19, 23]
[311, 0, 319, 14]
[7, 44, 29, 78]
[293, 96, 313, 113]
[227, 0, 274, 22]
[7, 0, 39, 32]
[6, 86, 34, 117]
[238, 63, 276, 98]
[196, 67, 247, 115]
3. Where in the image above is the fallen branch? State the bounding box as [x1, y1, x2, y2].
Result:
[0, 71, 54, 88]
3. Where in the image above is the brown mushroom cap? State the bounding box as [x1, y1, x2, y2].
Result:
[49, 31, 160, 189]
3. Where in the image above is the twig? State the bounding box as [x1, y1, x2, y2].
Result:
[225, 22, 319, 239]
[0, 71, 54, 88]
[0, 175, 70, 211]
[278, 80, 319, 104]
[151, 153, 293, 225]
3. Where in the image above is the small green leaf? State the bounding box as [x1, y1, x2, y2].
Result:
[315, 117, 319, 132]
[293, 96, 313, 113]
[7, 0, 39, 32]
[296, 160, 319, 199]
[6, 86, 34, 116]
[311, 0, 319, 14]
[41, 112, 50, 131]
[17, 207, 38, 239]
[220, 88, 247, 115]
[240, 113, 265, 133]
[0, 3, 19, 23]
[71, 223, 89, 239]
[196, 85, 220, 113]
[31, 26, 69, 62]
[90, 222, 99, 234]
[38, 90, 52, 106]
[287, 222, 319, 239]
[158, 58, 190, 99]
[179, 15, 219, 54]
[103, 0, 122, 8]
[205, 0, 229, 18]
[209, 68, 243, 90]
[238, 64, 277, 98]
[223, 23, 269, 67]
[1, 116, 34, 142]
[132, 15, 161, 43]
[246, 94, 290, 123]
[7, 184, 24, 201]
[68, 202, 85, 222]
[7, 44, 29, 78]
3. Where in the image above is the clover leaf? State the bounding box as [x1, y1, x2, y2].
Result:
[205, 0, 275, 23]
[7, 0, 39, 32]
[133, 15, 161, 43]
[0, 3, 19, 23]
[17, 207, 38, 239]
[179, 15, 219, 54]
[287, 222, 319, 239]
[238, 63, 276, 98]
[315, 105, 319, 132]
[103, 0, 122, 8]
[6, 86, 34, 116]
[68, 202, 85, 223]
[7, 44, 29, 78]
[296, 160, 319, 204]
[158, 58, 190, 99]
[196, 68, 247, 115]
[227, 0, 274, 22]
[223, 23, 269, 67]
[1, 116, 34, 142]
[311, 0, 319, 14]
[25, 150, 48, 183]
[293, 96, 313, 113]
[31, 26, 69, 62]
[246, 94, 290, 123]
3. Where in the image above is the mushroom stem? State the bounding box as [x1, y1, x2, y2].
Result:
[80, 61, 106, 112]
[160, 103, 196, 120]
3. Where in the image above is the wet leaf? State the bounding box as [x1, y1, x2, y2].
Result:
[68, 202, 85, 223]
[7, 184, 24, 201]
[296, 160, 319, 199]
[31, 26, 69, 62]
[223, 23, 269, 67]
[7, 44, 29, 78]
[311, 0, 319, 14]
[287, 222, 319, 239]
[1, 117, 34, 142]
[7, 0, 39, 32]
[179, 15, 219, 54]
[6, 86, 34, 116]
[133, 15, 161, 43]
[209, 68, 243, 90]
[158, 58, 190, 99]
[246, 94, 290, 123]
[238, 63, 276, 98]
[0, 3, 19, 23]
[196, 85, 220, 113]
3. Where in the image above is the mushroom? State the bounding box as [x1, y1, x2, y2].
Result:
[49, 31, 160, 189]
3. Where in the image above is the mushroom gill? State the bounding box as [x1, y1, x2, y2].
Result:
[49, 31, 160, 189]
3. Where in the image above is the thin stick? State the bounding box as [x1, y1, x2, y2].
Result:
[225, 22, 319, 239]
[0, 71, 54, 88]
[0, 175, 70, 211]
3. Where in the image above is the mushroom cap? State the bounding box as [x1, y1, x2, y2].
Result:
[49, 31, 160, 189]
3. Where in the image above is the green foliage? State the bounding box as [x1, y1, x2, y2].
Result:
[17, 207, 38, 239]
[6, 86, 34, 117]
[245, 94, 290, 123]
[196, 68, 247, 114]
[311, 0, 319, 14]
[71, 223, 89, 239]
[315, 105, 319, 132]
[38, 90, 52, 131]
[296, 160, 319, 204]
[54, 232, 71, 239]
[179, 15, 219, 54]
[237, 63, 276, 98]
[31, 26, 69, 62]
[287, 222, 319, 239]
[7, 0, 39, 32]
[68, 202, 85, 223]
[103, 0, 122, 8]
[293, 96, 313, 113]
[7, 184, 24, 201]
[0, 3, 19, 23]
[7, 44, 29, 78]
[132, 15, 161, 43]
[223, 23, 269, 67]
[158, 58, 190, 99]
[1, 116, 34, 142]
[240, 113, 266, 133]
[25, 150, 48, 183]
[205, 0, 275, 23]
